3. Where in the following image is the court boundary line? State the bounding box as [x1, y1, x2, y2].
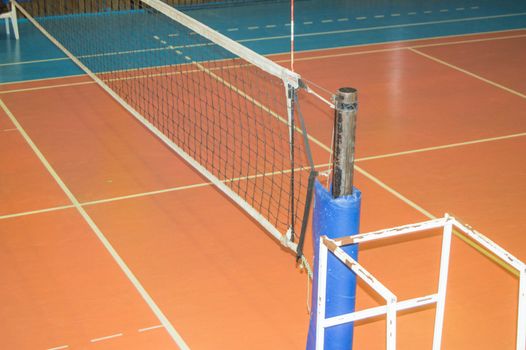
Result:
[355, 132, 526, 162]
[1, 12, 525, 70]
[0, 56, 68, 67]
[408, 47, 526, 100]
[2, 131, 525, 221]
[0, 73, 87, 86]
[0, 98, 191, 350]
[281, 33, 526, 63]
[0, 163, 331, 219]
[2, 30, 525, 95]
[241, 11, 526, 42]
[0, 80, 95, 94]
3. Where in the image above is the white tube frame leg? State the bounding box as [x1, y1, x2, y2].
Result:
[11, 0, 19, 40]
[1, 1, 18, 39]
[432, 218, 453, 350]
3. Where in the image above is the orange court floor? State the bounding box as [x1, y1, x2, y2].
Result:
[1, 29, 526, 349]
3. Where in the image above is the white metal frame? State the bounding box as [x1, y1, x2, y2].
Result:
[315, 214, 526, 350]
[1, 1, 19, 39]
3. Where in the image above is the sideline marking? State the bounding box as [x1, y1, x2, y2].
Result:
[356, 133, 526, 162]
[0, 57, 68, 67]
[0, 205, 76, 220]
[0, 81, 95, 94]
[139, 325, 164, 332]
[4, 9, 524, 71]
[90, 333, 123, 343]
[4, 133, 524, 221]
[409, 47, 526, 100]
[4, 31, 524, 95]
[0, 98, 190, 350]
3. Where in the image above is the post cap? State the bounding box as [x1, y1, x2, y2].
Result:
[336, 87, 357, 104]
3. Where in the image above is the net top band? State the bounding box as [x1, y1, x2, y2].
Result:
[142, 0, 302, 88]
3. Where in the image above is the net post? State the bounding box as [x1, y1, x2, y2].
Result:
[331, 87, 358, 198]
[290, 0, 295, 72]
[307, 87, 361, 350]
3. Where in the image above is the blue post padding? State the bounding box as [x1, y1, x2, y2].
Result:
[307, 179, 361, 350]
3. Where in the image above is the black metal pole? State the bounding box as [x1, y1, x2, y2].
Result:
[331, 87, 358, 198]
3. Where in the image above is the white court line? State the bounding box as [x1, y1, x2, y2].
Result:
[90, 333, 123, 343]
[0, 164, 331, 221]
[2, 13, 525, 70]
[246, 12, 526, 42]
[47, 346, 69, 350]
[3, 31, 525, 95]
[2, 128, 523, 217]
[3, 128, 18, 131]
[0, 57, 68, 67]
[138, 325, 164, 332]
[0, 204, 76, 220]
[356, 133, 526, 162]
[409, 47, 526, 100]
[273, 33, 526, 63]
[81, 182, 211, 207]
[0, 73, 86, 86]
[0, 98, 190, 350]
[411, 32, 526, 48]
[0, 81, 95, 94]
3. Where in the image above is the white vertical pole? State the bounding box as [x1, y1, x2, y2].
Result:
[10, 0, 19, 40]
[284, 83, 295, 240]
[386, 298, 397, 350]
[432, 216, 453, 350]
[517, 269, 526, 350]
[4, 15, 9, 36]
[316, 239, 329, 350]
[290, 0, 294, 71]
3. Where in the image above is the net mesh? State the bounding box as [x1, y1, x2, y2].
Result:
[13, 0, 288, 16]
[16, 0, 314, 265]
